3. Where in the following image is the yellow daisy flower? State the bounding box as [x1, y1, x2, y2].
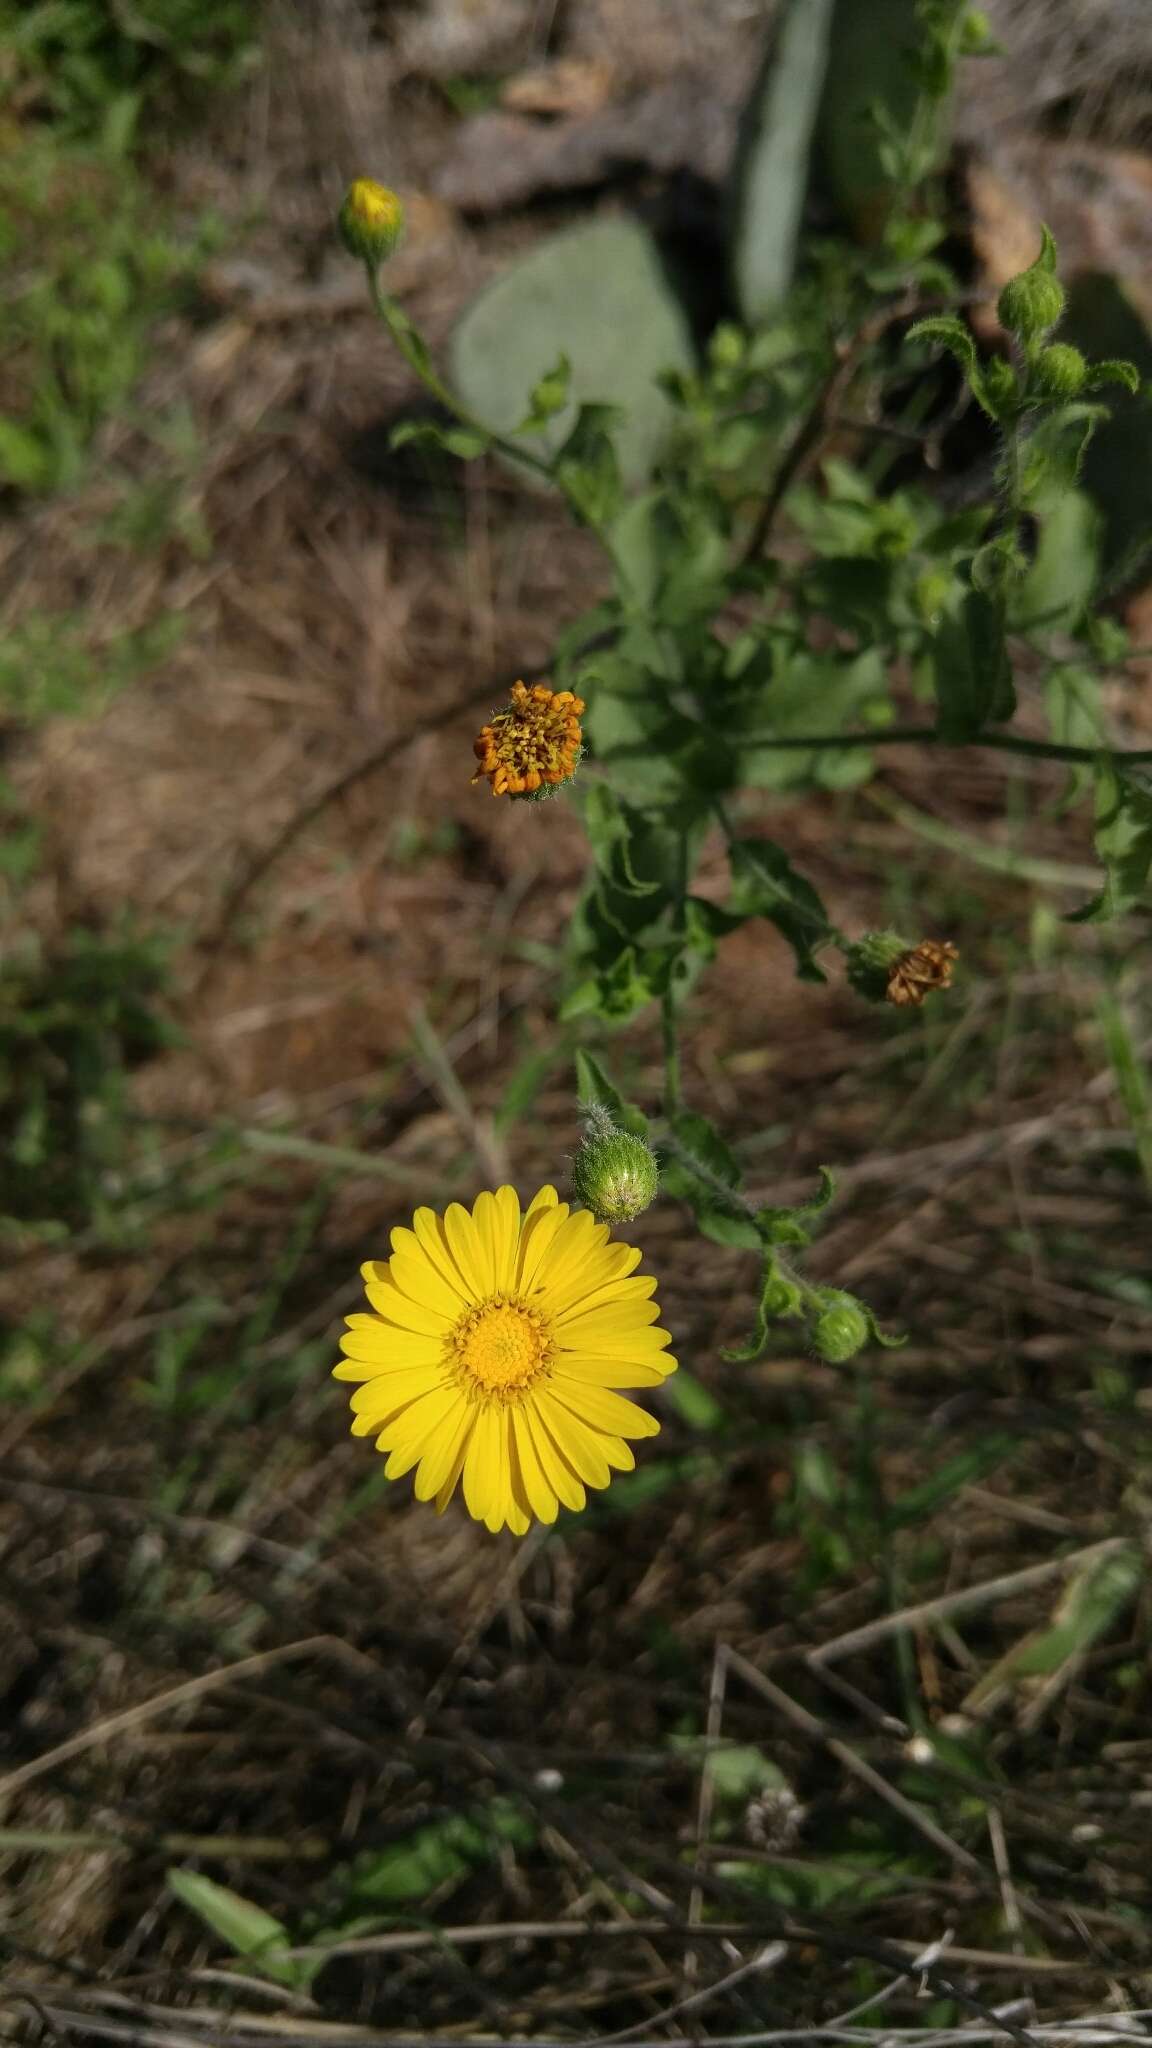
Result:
[334, 1184, 676, 1534]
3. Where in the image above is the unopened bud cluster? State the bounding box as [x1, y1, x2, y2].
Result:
[571, 1105, 658, 1224]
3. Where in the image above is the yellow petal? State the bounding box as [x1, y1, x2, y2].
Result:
[444, 1202, 490, 1303]
[553, 1272, 654, 1323]
[524, 1400, 585, 1512]
[556, 1302, 663, 1347]
[525, 1184, 560, 1215]
[544, 1247, 645, 1317]
[463, 1402, 502, 1522]
[363, 1281, 451, 1339]
[375, 1384, 460, 1461]
[558, 1324, 673, 1359]
[339, 1319, 444, 1368]
[516, 1199, 570, 1295]
[535, 1389, 612, 1489]
[484, 1184, 521, 1293]
[470, 1191, 502, 1296]
[412, 1207, 482, 1307]
[350, 1367, 443, 1421]
[506, 1495, 531, 1537]
[389, 1247, 469, 1321]
[511, 1406, 558, 1524]
[550, 1379, 661, 1440]
[415, 1403, 474, 1504]
[349, 1382, 432, 1436]
[540, 1210, 609, 1289]
[481, 1407, 513, 1534]
[553, 1353, 674, 1388]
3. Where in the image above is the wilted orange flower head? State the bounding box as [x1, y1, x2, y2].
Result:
[472, 681, 585, 797]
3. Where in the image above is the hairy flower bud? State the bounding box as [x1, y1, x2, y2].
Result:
[811, 1291, 870, 1364]
[1032, 343, 1087, 398]
[997, 231, 1065, 340]
[338, 179, 405, 265]
[571, 1107, 658, 1224]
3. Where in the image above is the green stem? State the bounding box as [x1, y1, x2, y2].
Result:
[367, 269, 554, 484]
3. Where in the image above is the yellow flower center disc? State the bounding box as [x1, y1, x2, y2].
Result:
[455, 1299, 551, 1394]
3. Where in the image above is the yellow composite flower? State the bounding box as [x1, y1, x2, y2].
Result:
[334, 1185, 676, 1533]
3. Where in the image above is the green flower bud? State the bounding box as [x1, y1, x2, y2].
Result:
[811, 1291, 870, 1364]
[997, 230, 1065, 340]
[571, 1107, 658, 1224]
[338, 178, 405, 265]
[844, 929, 914, 1004]
[1032, 343, 1087, 398]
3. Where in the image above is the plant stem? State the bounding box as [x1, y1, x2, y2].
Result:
[367, 269, 554, 484]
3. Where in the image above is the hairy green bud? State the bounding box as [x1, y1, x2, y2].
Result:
[811, 1291, 870, 1364]
[571, 1106, 658, 1223]
[338, 178, 405, 265]
[997, 229, 1065, 340]
[1032, 343, 1088, 398]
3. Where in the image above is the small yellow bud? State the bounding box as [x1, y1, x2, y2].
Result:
[338, 178, 405, 265]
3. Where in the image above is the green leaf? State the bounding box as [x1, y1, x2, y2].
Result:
[667, 1110, 742, 1188]
[905, 314, 978, 385]
[389, 419, 490, 459]
[721, 1253, 803, 1363]
[889, 1436, 1016, 1526]
[931, 588, 1015, 739]
[1069, 762, 1152, 923]
[1011, 487, 1099, 633]
[573, 1050, 649, 1137]
[661, 1109, 761, 1246]
[1020, 400, 1109, 502]
[167, 1871, 307, 1990]
[730, 0, 836, 318]
[734, 648, 890, 793]
[341, 1804, 533, 1910]
[755, 1165, 837, 1245]
[553, 402, 624, 529]
[447, 218, 695, 489]
[560, 944, 661, 1024]
[516, 352, 571, 434]
[727, 836, 833, 981]
[965, 1546, 1142, 1710]
[1087, 358, 1140, 396]
[0, 416, 54, 490]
